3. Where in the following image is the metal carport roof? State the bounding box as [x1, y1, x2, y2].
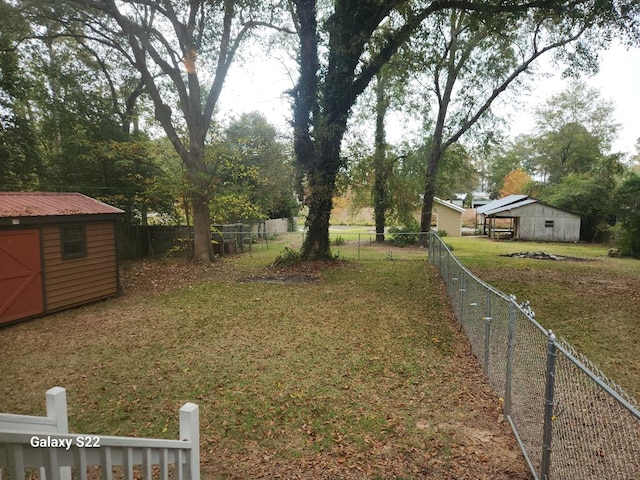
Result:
[476, 194, 528, 214]
[483, 198, 538, 216]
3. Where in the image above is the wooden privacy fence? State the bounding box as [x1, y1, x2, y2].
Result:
[116, 218, 294, 260]
[0, 387, 200, 480]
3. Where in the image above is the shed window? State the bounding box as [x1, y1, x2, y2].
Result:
[545, 220, 554, 228]
[61, 226, 86, 259]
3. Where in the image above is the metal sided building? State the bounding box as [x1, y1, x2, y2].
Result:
[0, 192, 124, 325]
[480, 196, 581, 242]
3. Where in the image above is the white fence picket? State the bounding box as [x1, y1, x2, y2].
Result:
[0, 389, 200, 480]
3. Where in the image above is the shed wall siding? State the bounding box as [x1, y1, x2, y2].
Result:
[42, 222, 117, 311]
[434, 207, 462, 237]
[503, 204, 580, 242]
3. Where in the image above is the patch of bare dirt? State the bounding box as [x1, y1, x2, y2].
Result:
[270, 256, 353, 272]
[573, 276, 639, 298]
[118, 257, 238, 296]
[118, 256, 352, 295]
[240, 274, 320, 284]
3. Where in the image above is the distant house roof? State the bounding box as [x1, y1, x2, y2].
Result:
[476, 194, 529, 214]
[434, 197, 466, 213]
[0, 192, 124, 219]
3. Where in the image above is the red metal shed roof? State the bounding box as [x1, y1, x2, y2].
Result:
[0, 192, 124, 218]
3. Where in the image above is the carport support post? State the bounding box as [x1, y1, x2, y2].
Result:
[541, 330, 558, 480]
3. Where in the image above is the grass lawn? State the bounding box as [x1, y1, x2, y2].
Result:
[0, 234, 529, 479]
[444, 236, 640, 399]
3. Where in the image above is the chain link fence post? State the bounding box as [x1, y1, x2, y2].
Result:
[504, 299, 517, 417]
[541, 329, 558, 479]
[483, 290, 492, 377]
[458, 273, 466, 327]
[447, 250, 453, 297]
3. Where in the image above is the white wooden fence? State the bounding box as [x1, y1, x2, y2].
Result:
[0, 387, 199, 480]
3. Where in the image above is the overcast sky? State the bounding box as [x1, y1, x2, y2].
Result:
[498, 41, 640, 155]
[219, 41, 640, 157]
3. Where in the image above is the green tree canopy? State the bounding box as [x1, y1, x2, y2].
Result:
[613, 174, 640, 257]
[486, 81, 629, 242]
[0, 7, 173, 222]
[224, 112, 298, 221]
[0, 2, 42, 190]
[486, 135, 538, 198]
[539, 172, 612, 242]
[19, 0, 289, 261]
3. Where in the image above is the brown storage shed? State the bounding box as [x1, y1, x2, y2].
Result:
[0, 192, 124, 325]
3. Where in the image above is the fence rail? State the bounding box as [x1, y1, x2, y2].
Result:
[428, 232, 640, 479]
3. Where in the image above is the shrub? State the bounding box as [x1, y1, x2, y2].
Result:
[613, 175, 640, 258]
[332, 235, 346, 246]
[272, 246, 302, 267]
[389, 219, 420, 247]
[164, 238, 193, 258]
[617, 226, 640, 258]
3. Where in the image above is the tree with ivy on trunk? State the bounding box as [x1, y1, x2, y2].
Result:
[290, 0, 640, 257]
[371, 69, 394, 243]
[291, 0, 449, 259]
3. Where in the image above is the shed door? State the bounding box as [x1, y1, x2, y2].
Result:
[0, 230, 44, 324]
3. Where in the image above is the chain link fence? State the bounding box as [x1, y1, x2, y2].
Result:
[428, 232, 640, 479]
[296, 231, 431, 261]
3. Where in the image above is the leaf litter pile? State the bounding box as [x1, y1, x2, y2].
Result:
[0, 253, 531, 479]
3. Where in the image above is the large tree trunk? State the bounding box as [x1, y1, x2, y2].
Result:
[301, 168, 335, 259]
[86, 0, 258, 263]
[373, 72, 390, 243]
[420, 143, 443, 246]
[183, 145, 214, 262]
[293, 0, 350, 260]
[191, 190, 213, 262]
[300, 124, 345, 259]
